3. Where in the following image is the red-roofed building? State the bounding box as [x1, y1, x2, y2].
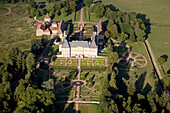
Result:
[44, 13, 51, 22]
[43, 28, 51, 35]
[36, 24, 45, 36]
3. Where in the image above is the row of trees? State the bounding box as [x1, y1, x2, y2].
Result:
[91, 3, 146, 42]
[98, 42, 170, 112]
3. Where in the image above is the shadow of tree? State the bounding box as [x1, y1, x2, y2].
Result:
[105, 4, 119, 12]
[135, 72, 147, 94]
[143, 83, 152, 95]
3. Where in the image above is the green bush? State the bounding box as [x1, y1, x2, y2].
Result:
[88, 82, 93, 88]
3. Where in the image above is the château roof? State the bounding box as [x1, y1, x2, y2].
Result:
[90, 40, 97, 48]
[62, 39, 70, 48]
[69, 41, 89, 48]
[97, 20, 103, 35]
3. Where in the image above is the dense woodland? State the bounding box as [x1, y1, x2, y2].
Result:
[0, 0, 170, 112]
[0, 37, 56, 112]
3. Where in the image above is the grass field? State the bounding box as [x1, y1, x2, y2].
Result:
[148, 27, 170, 73]
[101, 0, 170, 24]
[148, 27, 170, 90]
[79, 104, 99, 113]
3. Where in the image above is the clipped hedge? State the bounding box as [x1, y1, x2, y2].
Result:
[50, 65, 77, 70]
[81, 66, 106, 71]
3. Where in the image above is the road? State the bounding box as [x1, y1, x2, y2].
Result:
[145, 39, 169, 95]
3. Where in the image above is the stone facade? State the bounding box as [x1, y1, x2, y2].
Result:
[59, 40, 98, 58]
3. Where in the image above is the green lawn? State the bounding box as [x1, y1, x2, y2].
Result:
[83, 6, 90, 21]
[79, 104, 99, 113]
[101, 0, 170, 24]
[80, 87, 99, 101]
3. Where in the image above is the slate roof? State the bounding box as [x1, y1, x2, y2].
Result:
[69, 41, 89, 48]
[90, 40, 97, 48]
[62, 39, 69, 48]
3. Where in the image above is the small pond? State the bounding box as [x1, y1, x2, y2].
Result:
[129, 58, 134, 62]
[72, 81, 84, 86]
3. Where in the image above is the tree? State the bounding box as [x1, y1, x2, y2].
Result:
[60, 7, 68, 17]
[119, 32, 128, 42]
[158, 56, 166, 65]
[35, 10, 40, 17]
[69, 1, 77, 12]
[42, 79, 54, 90]
[14, 79, 55, 112]
[105, 8, 117, 20]
[129, 33, 136, 42]
[94, 3, 105, 18]
[39, 9, 45, 16]
[109, 72, 117, 92]
[30, 8, 36, 18]
[26, 53, 35, 76]
[127, 83, 136, 96]
[105, 31, 110, 39]
[84, 0, 93, 7]
[67, 24, 70, 35]
[134, 22, 145, 42]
